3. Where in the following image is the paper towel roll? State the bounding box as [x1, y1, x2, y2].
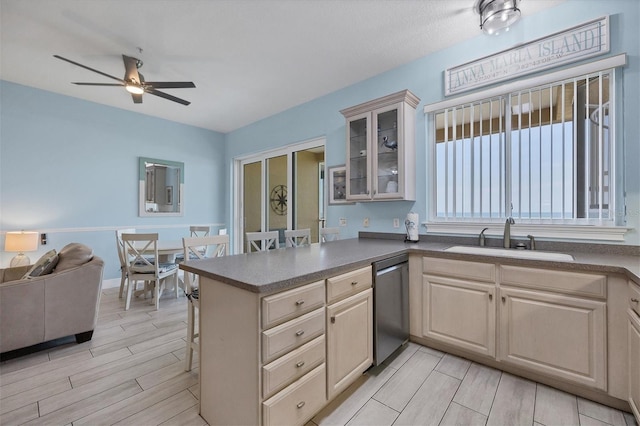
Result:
[405, 212, 419, 242]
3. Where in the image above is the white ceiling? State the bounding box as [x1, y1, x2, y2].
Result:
[0, 0, 565, 133]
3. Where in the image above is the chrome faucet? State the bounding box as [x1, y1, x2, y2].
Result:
[479, 228, 489, 246]
[503, 217, 515, 248]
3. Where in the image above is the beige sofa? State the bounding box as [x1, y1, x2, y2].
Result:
[0, 244, 104, 353]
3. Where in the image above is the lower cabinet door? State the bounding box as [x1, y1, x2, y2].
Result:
[629, 310, 640, 422]
[498, 287, 607, 390]
[326, 288, 373, 400]
[262, 363, 327, 426]
[422, 275, 495, 357]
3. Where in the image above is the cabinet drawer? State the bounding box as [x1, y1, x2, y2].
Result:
[262, 280, 325, 329]
[423, 257, 495, 283]
[327, 266, 372, 304]
[262, 335, 325, 399]
[500, 265, 606, 299]
[262, 363, 327, 426]
[630, 281, 640, 317]
[262, 308, 325, 364]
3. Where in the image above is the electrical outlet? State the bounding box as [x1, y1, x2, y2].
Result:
[339, 218, 347, 226]
[363, 217, 370, 227]
[393, 218, 400, 228]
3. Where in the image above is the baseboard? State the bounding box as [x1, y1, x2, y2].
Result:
[101, 278, 120, 289]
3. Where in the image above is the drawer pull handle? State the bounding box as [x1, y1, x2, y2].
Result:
[351, 281, 358, 286]
[331, 316, 336, 324]
[295, 299, 305, 306]
[488, 294, 493, 301]
[632, 298, 639, 303]
[297, 401, 305, 409]
[501, 296, 506, 303]
[296, 361, 305, 368]
[295, 330, 305, 337]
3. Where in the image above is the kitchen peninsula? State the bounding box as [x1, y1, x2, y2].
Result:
[181, 236, 640, 426]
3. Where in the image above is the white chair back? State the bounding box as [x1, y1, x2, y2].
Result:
[320, 227, 341, 243]
[121, 233, 178, 310]
[246, 231, 279, 253]
[189, 225, 210, 237]
[285, 229, 311, 247]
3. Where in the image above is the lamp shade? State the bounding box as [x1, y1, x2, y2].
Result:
[5, 231, 39, 252]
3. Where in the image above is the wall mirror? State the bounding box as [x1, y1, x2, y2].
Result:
[139, 157, 184, 217]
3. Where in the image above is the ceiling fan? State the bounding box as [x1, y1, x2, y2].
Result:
[53, 54, 195, 105]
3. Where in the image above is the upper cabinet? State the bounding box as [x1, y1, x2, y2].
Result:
[340, 90, 420, 201]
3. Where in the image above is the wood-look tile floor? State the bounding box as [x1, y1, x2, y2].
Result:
[1, 286, 638, 426]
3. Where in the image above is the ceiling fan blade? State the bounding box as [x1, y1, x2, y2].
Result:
[72, 82, 125, 86]
[131, 93, 143, 104]
[54, 55, 124, 83]
[122, 55, 141, 83]
[144, 81, 196, 89]
[146, 88, 191, 106]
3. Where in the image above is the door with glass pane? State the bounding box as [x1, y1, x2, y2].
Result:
[293, 148, 324, 243]
[238, 140, 325, 252]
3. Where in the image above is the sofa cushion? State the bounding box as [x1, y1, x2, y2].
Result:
[55, 243, 93, 272]
[21, 249, 59, 279]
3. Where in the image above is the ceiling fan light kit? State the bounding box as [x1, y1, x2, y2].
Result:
[125, 84, 144, 95]
[53, 54, 195, 105]
[476, 0, 521, 35]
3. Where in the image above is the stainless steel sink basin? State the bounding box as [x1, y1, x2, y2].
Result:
[444, 246, 574, 262]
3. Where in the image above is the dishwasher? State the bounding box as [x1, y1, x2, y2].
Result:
[372, 254, 409, 366]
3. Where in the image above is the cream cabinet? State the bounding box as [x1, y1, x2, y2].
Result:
[199, 266, 375, 426]
[628, 281, 640, 422]
[340, 90, 420, 201]
[498, 286, 607, 390]
[421, 257, 496, 357]
[418, 257, 609, 392]
[422, 275, 495, 357]
[498, 265, 608, 391]
[326, 266, 374, 400]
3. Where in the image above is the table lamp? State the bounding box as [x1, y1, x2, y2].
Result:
[5, 231, 39, 267]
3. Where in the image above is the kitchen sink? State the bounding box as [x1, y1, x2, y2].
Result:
[444, 246, 574, 262]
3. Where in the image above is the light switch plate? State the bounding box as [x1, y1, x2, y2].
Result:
[393, 218, 400, 228]
[339, 218, 347, 226]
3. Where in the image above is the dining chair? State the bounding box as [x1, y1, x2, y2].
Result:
[175, 226, 212, 262]
[320, 227, 341, 243]
[182, 234, 230, 371]
[121, 233, 179, 311]
[284, 228, 311, 247]
[189, 225, 210, 237]
[245, 231, 279, 253]
[115, 228, 137, 299]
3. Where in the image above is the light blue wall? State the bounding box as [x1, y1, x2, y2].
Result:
[1, 0, 638, 279]
[0, 81, 227, 278]
[225, 0, 640, 245]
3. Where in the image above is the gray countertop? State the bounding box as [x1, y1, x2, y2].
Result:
[180, 238, 640, 294]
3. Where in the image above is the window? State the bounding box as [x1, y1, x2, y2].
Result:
[431, 70, 614, 225]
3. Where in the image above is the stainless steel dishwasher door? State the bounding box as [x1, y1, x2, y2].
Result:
[373, 254, 409, 366]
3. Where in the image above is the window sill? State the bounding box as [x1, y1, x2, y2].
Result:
[424, 222, 632, 242]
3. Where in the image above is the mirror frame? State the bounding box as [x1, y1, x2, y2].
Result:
[138, 157, 184, 217]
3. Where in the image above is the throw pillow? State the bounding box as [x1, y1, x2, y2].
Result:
[55, 243, 93, 272]
[21, 249, 59, 279]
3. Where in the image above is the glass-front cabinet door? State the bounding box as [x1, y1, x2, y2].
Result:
[346, 112, 371, 200]
[373, 105, 401, 198]
[341, 89, 419, 202]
